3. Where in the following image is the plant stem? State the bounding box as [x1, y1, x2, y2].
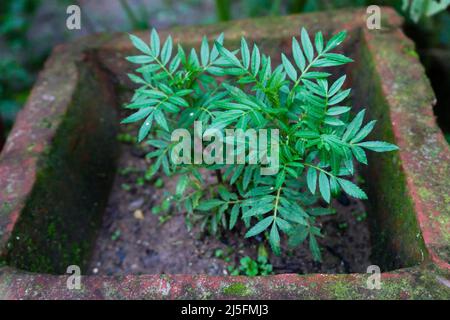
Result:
[215, 0, 231, 21]
[215, 169, 223, 183]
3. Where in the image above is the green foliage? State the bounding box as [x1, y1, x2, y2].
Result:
[402, 0, 450, 23]
[123, 28, 398, 260]
[227, 246, 273, 276]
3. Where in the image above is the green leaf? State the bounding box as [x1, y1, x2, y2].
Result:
[214, 41, 242, 67]
[292, 37, 305, 71]
[351, 120, 376, 143]
[306, 167, 317, 194]
[200, 36, 210, 67]
[229, 204, 240, 230]
[323, 53, 353, 64]
[351, 146, 367, 165]
[241, 37, 250, 69]
[301, 28, 314, 63]
[357, 141, 399, 152]
[315, 31, 324, 53]
[325, 30, 347, 51]
[126, 55, 154, 64]
[154, 108, 169, 131]
[318, 171, 331, 203]
[309, 233, 322, 262]
[129, 34, 151, 55]
[127, 73, 147, 85]
[328, 88, 350, 105]
[245, 216, 274, 238]
[309, 207, 335, 216]
[275, 217, 292, 232]
[242, 203, 274, 218]
[251, 44, 260, 75]
[121, 107, 153, 124]
[288, 225, 309, 247]
[328, 75, 346, 97]
[176, 175, 189, 196]
[196, 199, 225, 211]
[326, 106, 351, 116]
[161, 35, 173, 65]
[269, 223, 281, 255]
[150, 28, 160, 56]
[337, 178, 368, 199]
[138, 113, 153, 142]
[281, 53, 297, 81]
[343, 109, 365, 141]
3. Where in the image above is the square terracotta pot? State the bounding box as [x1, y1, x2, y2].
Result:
[0, 7, 449, 299]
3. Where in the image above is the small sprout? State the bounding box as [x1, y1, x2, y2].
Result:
[117, 133, 134, 143]
[214, 248, 224, 259]
[111, 230, 121, 241]
[338, 222, 348, 230]
[121, 183, 131, 191]
[154, 178, 164, 188]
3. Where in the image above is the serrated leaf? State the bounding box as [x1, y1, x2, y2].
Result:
[281, 53, 297, 81]
[214, 41, 242, 67]
[245, 216, 273, 238]
[288, 225, 309, 247]
[196, 199, 225, 211]
[351, 146, 368, 165]
[242, 203, 274, 218]
[121, 107, 153, 124]
[337, 178, 367, 199]
[154, 108, 169, 131]
[251, 44, 260, 75]
[351, 120, 376, 143]
[328, 75, 346, 97]
[357, 141, 399, 152]
[200, 36, 210, 67]
[126, 55, 154, 64]
[301, 28, 314, 63]
[325, 30, 347, 51]
[326, 106, 351, 116]
[343, 109, 365, 141]
[176, 175, 189, 196]
[309, 233, 322, 262]
[328, 88, 351, 105]
[292, 37, 306, 71]
[269, 223, 281, 255]
[161, 35, 173, 65]
[315, 31, 324, 53]
[307, 167, 317, 194]
[318, 171, 331, 203]
[129, 34, 151, 55]
[229, 204, 240, 230]
[241, 37, 250, 69]
[150, 29, 160, 56]
[138, 113, 153, 142]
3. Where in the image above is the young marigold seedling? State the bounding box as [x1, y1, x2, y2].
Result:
[122, 28, 398, 260]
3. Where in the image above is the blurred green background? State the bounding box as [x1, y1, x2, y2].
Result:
[1, 0, 449, 149]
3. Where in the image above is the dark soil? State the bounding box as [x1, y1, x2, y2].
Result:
[88, 133, 372, 276]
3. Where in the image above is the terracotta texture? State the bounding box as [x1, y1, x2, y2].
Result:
[0, 7, 448, 299]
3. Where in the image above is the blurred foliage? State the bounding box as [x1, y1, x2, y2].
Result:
[0, 0, 42, 136]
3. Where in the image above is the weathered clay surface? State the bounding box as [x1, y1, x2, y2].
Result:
[0, 265, 448, 299]
[0, 7, 448, 299]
